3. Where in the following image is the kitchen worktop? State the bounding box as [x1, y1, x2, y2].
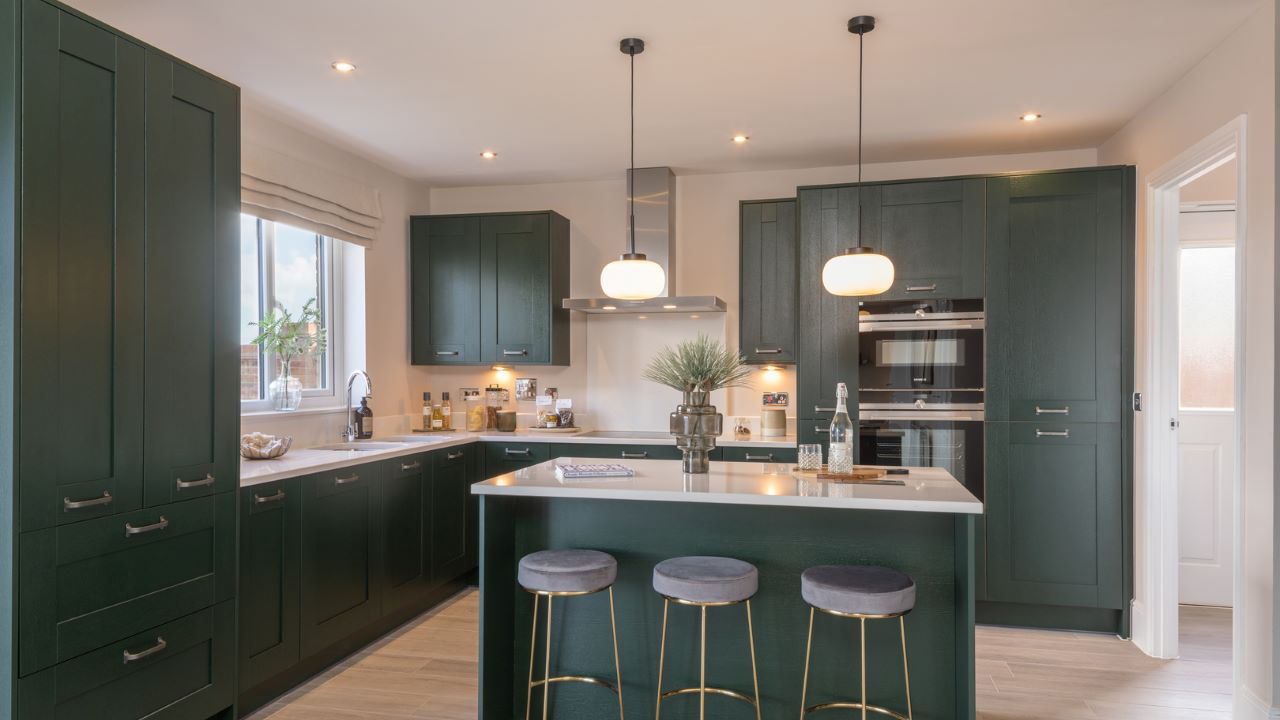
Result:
[474, 457, 982, 514]
[239, 430, 798, 488]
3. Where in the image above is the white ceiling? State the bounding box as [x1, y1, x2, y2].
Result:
[67, 0, 1261, 187]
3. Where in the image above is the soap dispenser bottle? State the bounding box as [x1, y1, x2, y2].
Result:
[355, 396, 374, 439]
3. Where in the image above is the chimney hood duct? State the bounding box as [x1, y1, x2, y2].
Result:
[563, 167, 727, 314]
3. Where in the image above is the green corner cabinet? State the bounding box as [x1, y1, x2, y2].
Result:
[739, 199, 798, 364]
[2, 0, 242, 717]
[410, 211, 571, 365]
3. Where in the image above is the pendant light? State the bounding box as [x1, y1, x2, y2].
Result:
[600, 37, 667, 301]
[822, 16, 895, 297]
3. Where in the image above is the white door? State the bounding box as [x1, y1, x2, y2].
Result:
[1176, 209, 1235, 607]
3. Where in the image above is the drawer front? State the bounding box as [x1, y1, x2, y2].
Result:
[18, 601, 235, 720]
[551, 443, 682, 461]
[484, 442, 549, 478]
[1009, 399, 1099, 424]
[19, 491, 235, 676]
[721, 446, 798, 464]
[434, 444, 472, 470]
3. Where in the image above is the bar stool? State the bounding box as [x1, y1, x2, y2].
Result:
[798, 565, 915, 720]
[652, 556, 762, 720]
[518, 549, 624, 720]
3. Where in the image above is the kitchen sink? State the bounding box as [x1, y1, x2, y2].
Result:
[310, 442, 407, 452]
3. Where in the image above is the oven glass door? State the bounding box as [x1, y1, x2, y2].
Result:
[858, 328, 984, 390]
[859, 419, 984, 500]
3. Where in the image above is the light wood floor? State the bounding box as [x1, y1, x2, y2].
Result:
[246, 591, 1231, 720]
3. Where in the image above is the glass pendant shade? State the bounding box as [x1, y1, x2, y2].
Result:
[821, 247, 895, 296]
[600, 253, 666, 300]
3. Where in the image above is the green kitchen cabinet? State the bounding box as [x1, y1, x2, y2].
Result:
[740, 199, 798, 364]
[433, 445, 479, 582]
[238, 479, 300, 692]
[411, 211, 570, 366]
[381, 453, 435, 614]
[410, 215, 483, 364]
[720, 446, 797, 464]
[876, 178, 985, 300]
[484, 441, 551, 478]
[550, 443, 683, 461]
[300, 465, 383, 657]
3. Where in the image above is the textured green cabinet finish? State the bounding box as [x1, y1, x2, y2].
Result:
[433, 446, 478, 582]
[382, 453, 435, 614]
[479, 212, 570, 365]
[18, 601, 235, 720]
[740, 199, 797, 364]
[410, 215, 482, 364]
[720, 446, 797, 463]
[877, 179, 985, 300]
[300, 466, 383, 657]
[18, 1, 145, 531]
[18, 491, 235, 676]
[238, 479, 300, 692]
[143, 49, 240, 506]
[549, 443, 682, 461]
[986, 170, 1129, 423]
[984, 422, 1124, 609]
[484, 441, 550, 478]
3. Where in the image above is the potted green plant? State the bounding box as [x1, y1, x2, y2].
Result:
[250, 298, 327, 411]
[643, 334, 751, 473]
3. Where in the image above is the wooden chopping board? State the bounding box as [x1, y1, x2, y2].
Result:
[791, 466, 906, 485]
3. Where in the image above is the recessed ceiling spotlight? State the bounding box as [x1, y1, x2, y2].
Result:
[732, 134, 750, 144]
[1020, 112, 1042, 122]
[480, 150, 498, 159]
[331, 61, 356, 74]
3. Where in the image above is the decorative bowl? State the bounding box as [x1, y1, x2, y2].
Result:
[240, 433, 293, 460]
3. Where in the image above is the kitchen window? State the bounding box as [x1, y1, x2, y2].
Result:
[240, 214, 347, 411]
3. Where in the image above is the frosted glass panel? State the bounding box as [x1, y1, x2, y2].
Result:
[1179, 245, 1235, 409]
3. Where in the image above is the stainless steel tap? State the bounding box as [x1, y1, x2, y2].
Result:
[342, 370, 373, 442]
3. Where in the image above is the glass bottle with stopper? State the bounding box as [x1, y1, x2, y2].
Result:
[827, 382, 855, 474]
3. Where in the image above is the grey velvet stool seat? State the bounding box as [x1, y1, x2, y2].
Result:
[519, 549, 624, 720]
[652, 556, 762, 720]
[798, 565, 916, 720]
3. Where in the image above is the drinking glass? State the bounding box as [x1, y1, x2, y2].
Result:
[798, 444, 823, 471]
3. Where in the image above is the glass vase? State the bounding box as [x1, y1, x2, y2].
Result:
[268, 359, 303, 411]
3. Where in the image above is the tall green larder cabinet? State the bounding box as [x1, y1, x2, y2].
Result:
[1, 0, 242, 717]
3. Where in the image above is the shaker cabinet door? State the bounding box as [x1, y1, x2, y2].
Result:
[432, 446, 477, 583]
[410, 215, 483, 364]
[480, 213, 552, 363]
[740, 199, 798, 364]
[18, 1, 146, 531]
[238, 479, 301, 691]
[876, 178, 985, 300]
[382, 454, 434, 613]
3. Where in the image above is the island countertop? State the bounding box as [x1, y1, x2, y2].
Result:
[473, 457, 983, 514]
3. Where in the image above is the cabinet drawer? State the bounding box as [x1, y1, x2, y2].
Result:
[18, 600, 235, 720]
[721, 446, 797, 464]
[484, 442, 549, 478]
[882, 276, 965, 301]
[19, 491, 235, 676]
[435, 444, 472, 470]
[551, 443, 681, 460]
[1009, 400, 1098, 424]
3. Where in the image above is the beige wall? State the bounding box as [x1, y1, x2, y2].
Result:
[1097, 1, 1275, 711]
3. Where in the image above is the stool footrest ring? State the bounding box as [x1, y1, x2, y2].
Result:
[660, 686, 759, 706]
[529, 674, 619, 694]
[803, 701, 909, 719]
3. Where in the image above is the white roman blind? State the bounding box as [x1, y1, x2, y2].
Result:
[241, 143, 383, 246]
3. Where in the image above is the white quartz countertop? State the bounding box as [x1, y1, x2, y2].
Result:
[473, 458, 983, 514]
[239, 431, 797, 488]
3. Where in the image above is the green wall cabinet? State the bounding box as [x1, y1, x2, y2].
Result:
[238, 479, 301, 692]
[412, 211, 570, 366]
[876, 178, 985, 300]
[381, 453, 435, 614]
[740, 199, 798, 364]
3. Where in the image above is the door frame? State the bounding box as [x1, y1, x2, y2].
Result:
[1134, 115, 1246, 667]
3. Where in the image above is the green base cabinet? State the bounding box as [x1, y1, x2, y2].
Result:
[739, 199, 798, 364]
[238, 479, 300, 692]
[483, 442, 550, 478]
[433, 445, 479, 583]
[720, 446, 797, 464]
[381, 453, 435, 614]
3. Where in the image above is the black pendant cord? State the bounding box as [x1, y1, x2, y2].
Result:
[855, 26, 865, 249]
[628, 48, 636, 256]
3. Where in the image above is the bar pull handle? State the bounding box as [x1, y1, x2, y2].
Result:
[254, 489, 286, 505]
[63, 491, 113, 512]
[814, 406, 836, 414]
[1035, 406, 1070, 415]
[814, 427, 830, 435]
[744, 453, 775, 461]
[502, 349, 528, 356]
[124, 516, 169, 537]
[334, 474, 360, 486]
[912, 377, 929, 383]
[905, 284, 937, 292]
[1035, 429, 1070, 438]
[435, 350, 459, 356]
[504, 448, 532, 457]
[175, 473, 215, 490]
[400, 461, 421, 471]
[620, 451, 648, 459]
[447, 451, 466, 460]
[122, 636, 167, 664]
[754, 348, 782, 355]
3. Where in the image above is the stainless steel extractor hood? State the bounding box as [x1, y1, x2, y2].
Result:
[563, 167, 727, 314]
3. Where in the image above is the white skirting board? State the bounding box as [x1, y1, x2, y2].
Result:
[1236, 683, 1280, 719]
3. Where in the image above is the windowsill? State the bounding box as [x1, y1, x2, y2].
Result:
[241, 405, 349, 419]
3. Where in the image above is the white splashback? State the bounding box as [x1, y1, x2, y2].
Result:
[585, 314, 728, 431]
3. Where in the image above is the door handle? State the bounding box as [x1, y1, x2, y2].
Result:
[814, 406, 836, 414]
[124, 516, 169, 537]
[814, 427, 830, 434]
[435, 350, 459, 356]
[253, 489, 286, 505]
[175, 473, 215, 490]
[63, 490, 113, 512]
[400, 461, 421, 471]
[905, 284, 937, 292]
[620, 451, 648, 459]
[447, 451, 466, 460]
[122, 636, 167, 664]
[754, 348, 782, 355]
[1035, 429, 1070, 438]
[503, 349, 528, 356]
[744, 453, 775, 461]
[334, 474, 361, 486]
[1034, 406, 1070, 415]
[504, 448, 532, 457]
[912, 377, 929, 383]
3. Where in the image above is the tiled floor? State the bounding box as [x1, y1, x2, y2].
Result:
[247, 591, 1232, 719]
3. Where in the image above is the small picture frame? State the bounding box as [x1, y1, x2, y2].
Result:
[515, 377, 537, 401]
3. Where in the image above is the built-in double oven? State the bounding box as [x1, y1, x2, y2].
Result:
[858, 299, 985, 499]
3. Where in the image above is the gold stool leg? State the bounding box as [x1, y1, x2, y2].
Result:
[900, 616, 912, 720]
[609, 587, 625, 720]
[525, 593, 540, 720]
[799, 607, 814, 719]
[699, 605, 708, 720]
[542, 596, 553, 720]
[655, 598, 668, 720]
[859, 617, 867, 720]
[746, 600, 761, 720]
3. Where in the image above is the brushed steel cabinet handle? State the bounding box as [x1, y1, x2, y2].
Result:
[503, 349, 528, 356]
[435, 350, 459, 356]
[620, 451, 648, 459]
[504, 448, 532, 457]
[1035, 429, 1070, 438]
[254, 489, 286, 505]
[175, 473, 215, 490]
[754, 347, 782, 355]
[744, 453, 774, 461]
[912, 377, 929, 383]
[124, 516, 169, 537]
[906, 284, 937, 292]
[334, 474, 360, 486]
[447, 451, 465, 460]
[400, 461, 421, 471]
[1035, 406, 1070, 415]
[814, 406, 836, 414]
[64, 491, 113, 512]
[814, 427, 830, 434]
[122, 636, 167, 664]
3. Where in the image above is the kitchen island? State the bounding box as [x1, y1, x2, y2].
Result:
[474, 459, 982, 720]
